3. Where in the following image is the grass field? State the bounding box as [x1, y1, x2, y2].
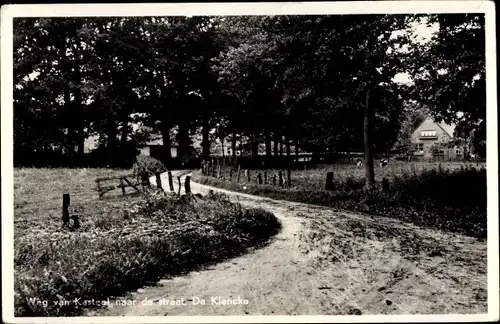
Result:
[192, 161, 487, 238]
[13, 168, 281, 316]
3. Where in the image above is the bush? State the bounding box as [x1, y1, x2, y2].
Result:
[133, 155, 167, 177]
[14, 192, 281, 316]
[193, 165, 486, 238]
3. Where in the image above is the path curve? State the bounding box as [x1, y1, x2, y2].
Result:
[91, 170, 487, 316]
[94, 170, 320, 315]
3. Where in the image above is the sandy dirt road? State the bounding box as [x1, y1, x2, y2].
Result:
[93, 171, 487, 316]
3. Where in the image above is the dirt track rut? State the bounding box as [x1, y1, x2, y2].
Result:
[92, 171, 487, 316]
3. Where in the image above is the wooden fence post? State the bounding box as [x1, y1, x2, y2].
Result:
[217, 164, 221, 179]
[257, 172, 263, 185]
[177, 176, 182, 195]
[212, 160, 216, 177]
[237, 165, 241, 183]
[264, 170, 268, 184]
[247, 169, 251, 182]
[229, 167, 233, 181]
[141, 172, 150, 190]
[62, 193, 70, 226]
[155, 172, 163, 190]
[95, 180, 101, 198]
[120, 178, 126, 195]
[278, 171, 284, 187]
[273, 174, 277, 186]
[382, 177, 390, 191]
[185, 176, 191, 194]
[287, 168, 292, 188]
[438, 163, 442, 173]
[325, 172, 334, 191]
[168, 171, 174, 192]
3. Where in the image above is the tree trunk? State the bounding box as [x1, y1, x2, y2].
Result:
[364, 88, 375, 190]
[177, 120, 190, 162]
[312, 148, 320, 163]
[265, 130, 272, 158]
[74, 88, 85, 158]
[273, 132, 279, 156]
[202, 113, 210, 160]
[63, 85, 75, 156]
[279, 135, 284, 157]
[251, 133, 259, 159]
[106, 118, 118, 149]
[265, 130, 272, 166]
[221, 136, 225, 158]
[160, 121, 172, 162]
[73, 64, 85, 159]
[231, 131, 237, 160]
[295, 141, 299, 162]
[120, 112, 129, 148]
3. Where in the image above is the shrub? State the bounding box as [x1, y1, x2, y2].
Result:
[193, 165, 486, 238]
[132, 155, 167, 177]
[14, 192, 281, 316]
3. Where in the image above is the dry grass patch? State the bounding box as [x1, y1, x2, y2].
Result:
[193, 162, 486, 238]
[299, 213, 487, 315]
[14, 168, 281, 316]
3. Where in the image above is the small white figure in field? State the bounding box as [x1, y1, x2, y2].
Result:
[356, 159, 363, 168]
[380, 158, 389, 167]
[242, 186, 247, 190]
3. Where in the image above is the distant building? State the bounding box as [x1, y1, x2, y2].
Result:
[410, 116, 463, 160]
[83, 134, 100, 154]
[136, 135, 178, 159]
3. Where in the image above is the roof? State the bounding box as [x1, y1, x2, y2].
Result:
[143, 136, 164, 146]
[413, 115, 457, 138]
[437, 121, 456, 138]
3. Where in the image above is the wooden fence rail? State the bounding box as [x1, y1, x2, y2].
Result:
[95, 173, 145, 198]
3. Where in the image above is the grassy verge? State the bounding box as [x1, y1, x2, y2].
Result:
[14, 168, 281, 316]
[192, 163, 486, 238]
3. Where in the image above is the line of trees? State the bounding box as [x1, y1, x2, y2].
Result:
[14, 14, 486, 182]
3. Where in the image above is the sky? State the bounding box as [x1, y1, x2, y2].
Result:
[391, 18, 439, 85]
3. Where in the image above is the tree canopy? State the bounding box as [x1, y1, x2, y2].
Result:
[13, 14, 486, 168]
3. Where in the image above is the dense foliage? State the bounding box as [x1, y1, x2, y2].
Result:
[14, 14, 486, 170]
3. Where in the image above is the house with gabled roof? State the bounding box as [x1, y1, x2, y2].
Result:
[410, 116, 463, 160]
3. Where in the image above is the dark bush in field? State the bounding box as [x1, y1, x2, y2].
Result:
[360, 167, 487, 237]
[194, 166, 486, 238]
[14, 192, 281, 317]
[132, 155, 168, 176]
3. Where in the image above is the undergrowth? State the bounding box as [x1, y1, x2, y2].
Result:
[14, 191, 281, 316]
[132, 155, 167, 177]
[193, 165, 486, 238]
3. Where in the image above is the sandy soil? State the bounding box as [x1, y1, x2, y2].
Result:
[91, 171, 487, 316]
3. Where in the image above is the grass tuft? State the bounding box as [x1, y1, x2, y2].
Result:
[14, 168, 281, 316]
[193, 162, 486, 238]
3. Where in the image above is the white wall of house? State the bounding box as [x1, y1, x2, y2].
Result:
[170, 147, 178, 158]
[411, 117, 457, 159]
[139, 146, 150, 156]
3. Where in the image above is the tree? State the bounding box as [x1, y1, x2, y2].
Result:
[393, 102, 429, 157]
[409, 14, 485, 157]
